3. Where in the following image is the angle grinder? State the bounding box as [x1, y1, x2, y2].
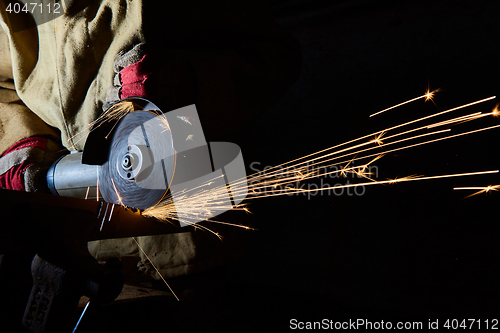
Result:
[46, 98, 247, 224]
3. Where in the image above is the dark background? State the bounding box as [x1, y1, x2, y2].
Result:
[108, 0, 500, 331]
[223, 0, 500, 330]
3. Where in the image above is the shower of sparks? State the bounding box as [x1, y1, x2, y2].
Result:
[369, 88, 440, 117]
[453, 184, 500, 198]
[69, 101, 136, 147]
[132, 237, 180, 301]
[141, 94, 500, 235]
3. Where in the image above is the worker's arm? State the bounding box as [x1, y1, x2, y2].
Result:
[0, 83, 66, 192]
[0, 29, 66, 191]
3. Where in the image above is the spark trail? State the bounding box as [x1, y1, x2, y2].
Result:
[132, 237, 180, 301]
[454, 184, 500, 198]
[369, 88, 440, 117]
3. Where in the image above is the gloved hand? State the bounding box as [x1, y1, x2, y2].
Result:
[104, 43, 154, 110]
[0, 137, 65, 192]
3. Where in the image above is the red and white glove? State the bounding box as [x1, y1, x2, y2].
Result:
[0, 137, 65, 192]
[104, 43, 154, 110]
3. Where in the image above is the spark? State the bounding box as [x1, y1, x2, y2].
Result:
[85, 187, 90, 200]
[339, 158, 355, 178]
[387, 174, 423, 185]
[204, 219, 255, 230]
[132, 237, 179, 301]
[188, 222, 224, 240]
[370, 131, 386, 146]
[353, 155, 384, 181]
[111, 178, 123, 205]
[453, 184, 500, 198]
[369, 88, 440, 117]
[425, 88, 439, 101]
[108, 203, 115, 221]
[492, 104, 500, 117]
[100, 204, 109, 231]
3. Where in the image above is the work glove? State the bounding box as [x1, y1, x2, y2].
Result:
[104, 43, 154, 110]
[0, 137, 65, 192]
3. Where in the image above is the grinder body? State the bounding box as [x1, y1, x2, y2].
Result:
[47, 152, 100, 200]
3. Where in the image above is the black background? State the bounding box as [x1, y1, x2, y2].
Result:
[104, 0, 500, 331]
[221, 0, 499, 330]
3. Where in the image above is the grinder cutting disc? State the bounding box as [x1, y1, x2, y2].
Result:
[99, 111, 176, 209]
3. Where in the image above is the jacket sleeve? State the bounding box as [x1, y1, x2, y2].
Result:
[0, 28, 60, 156]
